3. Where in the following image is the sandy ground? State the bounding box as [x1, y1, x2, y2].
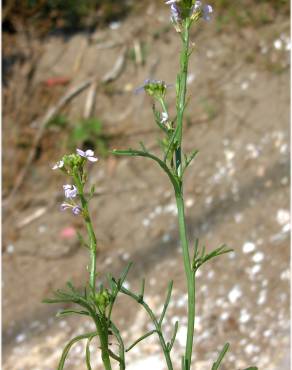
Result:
[2, 3, 290, 369]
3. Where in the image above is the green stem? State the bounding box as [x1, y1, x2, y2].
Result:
[73, 173, 97, 293]
[176, 195, 195, 370]
[175, 19, 191, 176]
[173, 18, 195, 370]
[73, 172, 112, 370]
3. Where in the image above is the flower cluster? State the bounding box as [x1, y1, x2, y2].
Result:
[165, 0, 213, 25]
[52, 148, 98, 215]
[136, 79, 168, 100]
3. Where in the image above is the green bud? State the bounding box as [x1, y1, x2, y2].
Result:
[93, 289, 111, 313]
[144, 80, 167, 100]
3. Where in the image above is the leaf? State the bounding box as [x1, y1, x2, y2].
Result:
[211, 342, 230, 370]
[85, 334, 97, 370]
[193, 244, 234, 272]
[89, 185, 95, 198]
[56, 309, 90, 318]
[181, 150, 199, 176]
[126, 330, 158, 352]
[112, 148, 181, 194]
[167, 320, 178, 352]
[159, 280, 173, 326]
[57, 332, 97, 370]
[242, 368, 258, 370]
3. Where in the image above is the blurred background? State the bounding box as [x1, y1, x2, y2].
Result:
[2, 0, 290, 369]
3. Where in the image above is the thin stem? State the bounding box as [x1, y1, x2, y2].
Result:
[110, 321, 126, 370]
[172, 18, 196, 370]
[175, 19, 191, 177]
[73, 172, 97, 294]
[176, 195, 195, 370]
[73, 172, 112, 370]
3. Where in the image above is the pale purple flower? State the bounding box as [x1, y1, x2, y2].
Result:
[170, 3, 180, 22]
[52, 160, 64, 170]
[72, 206, 82, 215]
[60, 202, 82, 216]
[60, 203, 72, 211]
[202, 4, 213, 21]
[193, 1, 202, 11]
[76, 149, 98, 162]
[63, 184, 77, 198]
[165, 0, 181, 23]
[192, 1, 213, 21]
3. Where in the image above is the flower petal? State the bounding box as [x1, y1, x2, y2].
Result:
[85, 149, 95, 157]
[87, 156, 98, 162]
[76, 148, 85, 157]
[52, 160, 64, 170]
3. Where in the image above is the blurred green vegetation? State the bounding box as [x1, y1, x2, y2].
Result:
[214, 0, 289, 30]
[48, 115, 109, 157]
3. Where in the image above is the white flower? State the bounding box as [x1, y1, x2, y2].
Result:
[76, 149, 98, 162]
[52, 160, 64, 170]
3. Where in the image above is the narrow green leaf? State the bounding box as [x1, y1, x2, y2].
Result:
[85, 334, 97, 370]
[168, 320, 178, 352]
[211, 342, 230, 370]
[89, 185, 95, 199]
[139, 141, 147, 152]
[126, 330, 157, 352]
[139, 278, 145, 301]
[242, 367, 258, 370]
[57, 332, 97, 370]
[119, 262, 133, 287]
[112, 148, 181, 194]
[193, 239, 199, 260]
[159, 281, 173, 326]
[56, 309, 90, 317]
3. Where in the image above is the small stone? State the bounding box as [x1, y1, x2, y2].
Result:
[276, 209, 290, 225]
[242, 242, 256, 254]
[228, 286, 242, 303]
[15, 333, 26, 343]
[6, 244, 14, 254]
[252, 252, 264, 263]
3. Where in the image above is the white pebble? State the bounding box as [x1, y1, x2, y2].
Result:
[252, 252, 264, 263]
[274, 39, 283, 50]
[186, 198, 194, 208]
[280, 269, 290, 281]
[142, 218, 150, 227]
[239, 309, 251, 323]
[228, 286, 242, 304]
[15, 333, 26, 343]
[257, 290, 267, 305]
[6, 244, 14, 254]
[242, 242, 256, 254]
[241, 81, 249, 90]
[276, 209, 290, 225]
[234, 213, 243, 223]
